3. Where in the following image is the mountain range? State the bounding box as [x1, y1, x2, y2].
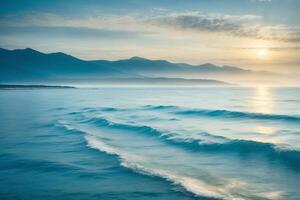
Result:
[0, 48, 296, 86]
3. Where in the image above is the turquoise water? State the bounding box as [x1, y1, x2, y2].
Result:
[0, 87, 300, 200]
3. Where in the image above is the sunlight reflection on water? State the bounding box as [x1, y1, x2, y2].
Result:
[251, 87, 274, 114]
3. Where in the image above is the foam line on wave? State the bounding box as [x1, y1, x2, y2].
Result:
[82, 117, 300, 170]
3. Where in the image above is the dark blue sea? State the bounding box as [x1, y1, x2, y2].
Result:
[1, 87, 300, 200]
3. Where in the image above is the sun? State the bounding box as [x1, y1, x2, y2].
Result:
[257, 49, 269, 58]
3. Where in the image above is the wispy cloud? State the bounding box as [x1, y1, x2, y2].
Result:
[1, 12, 300, 43]
[0, 13, 142, 31]
[148, 12, 300, 42]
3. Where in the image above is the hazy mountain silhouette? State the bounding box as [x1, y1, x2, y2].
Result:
[90, 56, 186, 74]
[1, 48, 292, 86]
[0, 48, 136, 82]
[90, 56, 248, 76]
[91, 55, 293, 85]
[0, 48, 231, 85]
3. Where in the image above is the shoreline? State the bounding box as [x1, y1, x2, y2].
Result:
[0, 84, 76, 90]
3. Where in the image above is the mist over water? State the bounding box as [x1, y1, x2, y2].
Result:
[1, 87, 300, 200]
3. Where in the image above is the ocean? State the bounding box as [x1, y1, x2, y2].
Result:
[0, 87, 299, 200]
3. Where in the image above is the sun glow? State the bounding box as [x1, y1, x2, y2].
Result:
[257, 49, 269, 58]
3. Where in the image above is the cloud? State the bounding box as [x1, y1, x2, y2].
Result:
[1, 12, 300, 43]
[148, 12, 300, 42]
[0, 13, 141, 31]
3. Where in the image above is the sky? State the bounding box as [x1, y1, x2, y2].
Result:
[0, 0, 300, 74]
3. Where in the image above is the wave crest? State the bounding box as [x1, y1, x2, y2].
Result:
[143, 104, 300, 122]
[82, 117, 300, 170]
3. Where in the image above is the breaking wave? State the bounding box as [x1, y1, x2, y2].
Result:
[80, 117, 300, 169]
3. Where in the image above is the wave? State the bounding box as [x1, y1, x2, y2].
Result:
[100, 107, 121, 112]
[176, 109, 300, 122]
[85, 117, 167, 138]
[168, 137, 300, 170]
[81, 107, 97, 112]
[85, 134, 282, 200]
[143, 104, 300, 122]
[83, 117, 300, 170]
[85, 134, 224, 200]
[56, 120, 88, 135]
[49, 107, 66, 111]
[144, 105, 179, 110]
[68, 104, 300, 123]
[81, 107, 125, 113]
[57, 118, 299, 199]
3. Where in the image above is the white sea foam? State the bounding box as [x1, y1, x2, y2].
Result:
[56, 120, 76, 131]
[85, 134, 246, 200]
[63, 119, 288, 200]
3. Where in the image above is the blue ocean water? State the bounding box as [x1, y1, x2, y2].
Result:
[0, 87, 300, 200]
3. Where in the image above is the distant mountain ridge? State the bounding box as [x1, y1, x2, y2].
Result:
[89, 54, 293, 86]
[90, 56, 250, 75]
[0, 47, 289, 86]
[0, 48, 137, 82]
